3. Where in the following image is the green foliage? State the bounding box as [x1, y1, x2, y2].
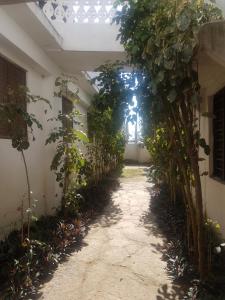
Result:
[0, 85, 51, 151]
[146, 126, 174, 183]
[115, 0, 223, 279]
[87, 63, 131, 181]
[45, 121, 87, 189]
[145, 125, 185, 204]
[88, 62, 133, 135]
[205, 218, 222, 251]
[0, 215, 82, 299]
[64, 191, 85, 217]
[0, 172, 120, 299]
[7, 239, 56, 298]
[46, 78, 88, 211]
[0, 85, 59, 298]
[114, 0, 222, 116]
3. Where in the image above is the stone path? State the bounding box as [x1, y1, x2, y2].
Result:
[40, 167, 185, 300]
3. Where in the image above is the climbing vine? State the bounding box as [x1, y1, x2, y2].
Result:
[114, 0, 222, 279]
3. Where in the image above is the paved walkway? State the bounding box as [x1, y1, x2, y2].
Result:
[40, 167, 185, 300]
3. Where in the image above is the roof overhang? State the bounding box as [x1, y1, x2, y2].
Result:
[198, 21, 225, 96]
[0, 0, 35, 3]
[3, 2, 63, 51]
[198, 20, 225, 68]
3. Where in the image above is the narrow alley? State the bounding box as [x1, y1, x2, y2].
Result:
[40, 167, 185, 300]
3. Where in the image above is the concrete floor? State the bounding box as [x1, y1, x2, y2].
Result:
[40, 167, 185, 300]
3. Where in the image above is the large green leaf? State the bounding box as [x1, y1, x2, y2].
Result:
[177, 12, 191, 32]
[164, 60, 174, 70]
[156, 71, 165, 83]
[74, 130, 89, 143]
[167, 89, 177, 103]
[182, 46, 193, 63]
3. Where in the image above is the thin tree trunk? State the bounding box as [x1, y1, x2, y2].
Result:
[21, 150, 31, 239]
[169, 107, 199, 265]
[180, 99, 207, 279]
[191, 152, 207, 279]
[62, 145, 70, 211]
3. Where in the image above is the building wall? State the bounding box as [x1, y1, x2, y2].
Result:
[52, 22, 124, 52]
[214, 0, 225, 15]
[199, 54, 225, 238]
[0, 51, 60, 239]
[124, 143, 150, 164]
[0, 8, 92, 239]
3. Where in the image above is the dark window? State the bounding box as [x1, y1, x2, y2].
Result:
[0, 55, 26, 139]
[62, 96, 73, 130]
[213, 88, 225, 180]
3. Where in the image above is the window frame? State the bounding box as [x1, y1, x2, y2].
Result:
[62, 96, 73, 131]
[212, 87, 225, 181]
[0, 54, 27, 140]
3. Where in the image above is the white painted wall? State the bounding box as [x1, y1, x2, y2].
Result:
[205, 0, 225, 15]
[0, 50, 61, 238]
[52, 22, 124, 52]
[199, 52, 225, 238]
[214, 0, 225, 15]
[0, 6, 92, 239]
[0, 6, 59, 76]
[124, 143, 150, 164]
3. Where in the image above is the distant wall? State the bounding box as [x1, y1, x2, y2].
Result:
[124, 143, 150, 164]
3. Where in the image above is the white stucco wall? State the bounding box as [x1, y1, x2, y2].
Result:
[52, 22, 123, 52]
[0, 7, 92, 239]
[124, 143, 150, 164]
[0, 51, 61, 238]
[214, 0, 225, 15]
[199, 53, 225, 238]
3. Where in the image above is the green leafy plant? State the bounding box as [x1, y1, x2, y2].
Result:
[46, 77, 88, 212]
[87, 63, 132, 183]
[204, 218, 224, 272]
[114, 0, 222, 279]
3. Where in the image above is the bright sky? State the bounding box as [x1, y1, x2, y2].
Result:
[128, 95, 141, 142]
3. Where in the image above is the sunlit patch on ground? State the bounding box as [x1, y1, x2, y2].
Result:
[121, 166, 147, 178]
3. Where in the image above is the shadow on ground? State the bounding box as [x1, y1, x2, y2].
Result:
[25, 175, 122, 300]
[82, 176, 123, 228]
[94, 200, 123, 227]
[156, 284, 187, 300]
[140, 185, 191, 300]
[28, 239, 89, 299]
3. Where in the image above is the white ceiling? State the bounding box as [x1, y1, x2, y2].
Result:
[2, 1, 127, 81]
[47, 50, 127, 73]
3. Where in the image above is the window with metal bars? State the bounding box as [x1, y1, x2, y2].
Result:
[0, 55, 26, 139]
[213, 87, 225, 180]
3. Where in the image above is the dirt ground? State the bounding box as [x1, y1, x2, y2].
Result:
[39, 166, 185, 300]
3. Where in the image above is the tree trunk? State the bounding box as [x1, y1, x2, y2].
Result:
[191, 152, 207, 279]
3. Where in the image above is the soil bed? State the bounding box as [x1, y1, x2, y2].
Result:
[148, 184, 225, 300]
[0, 170, 120, 299]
